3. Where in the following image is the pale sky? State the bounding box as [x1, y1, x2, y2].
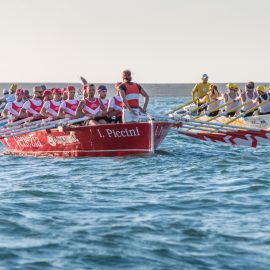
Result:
[0, 0, 269, 83]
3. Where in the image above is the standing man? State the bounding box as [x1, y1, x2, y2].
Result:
[191, 74, 211, 108]
[119, 70, 149, 122]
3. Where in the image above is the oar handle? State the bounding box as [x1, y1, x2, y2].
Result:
[166, 100, 194, 115]
[226, 99, 269, 125]
[206, 101, 251, 123]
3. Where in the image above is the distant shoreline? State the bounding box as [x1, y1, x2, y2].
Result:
[0, 82, 269, 98]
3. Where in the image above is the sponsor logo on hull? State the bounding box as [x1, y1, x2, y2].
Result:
[14, 136, 43, 148]
[47, 133, 79, 146]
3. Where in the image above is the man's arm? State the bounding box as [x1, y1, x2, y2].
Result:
[57, 102, 66, 119]
[140, 88, 149, 113]
[120, 89, 133, 112]
[191, 84, 199, 103]
[75, 100, 86, 118]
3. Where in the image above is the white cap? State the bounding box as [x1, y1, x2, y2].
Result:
[2, 89, 8, 95]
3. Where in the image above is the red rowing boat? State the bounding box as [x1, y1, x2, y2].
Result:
[0, 121, 172, 157]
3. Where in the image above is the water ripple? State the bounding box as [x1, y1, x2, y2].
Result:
[0, 97, 269, 269]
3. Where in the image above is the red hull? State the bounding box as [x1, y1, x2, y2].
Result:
[0, 121, 172, 157]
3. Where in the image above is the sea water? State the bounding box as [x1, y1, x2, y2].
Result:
[0, 85, 269, 269]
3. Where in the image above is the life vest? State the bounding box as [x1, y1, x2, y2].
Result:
[48, 100, 61, 116]
[123, 83, 140, 108]
[9, 101, 24, 116]
[242, 92, 257, 112]
[113, 96, 123, 117]
[225, 92, 239, 112]
[63, 100, 79, 116]
[101, 98, 109, 109]
[259, 94, 270, 113]
[27, 99, 44, 116]
[82, 98, 100, 115]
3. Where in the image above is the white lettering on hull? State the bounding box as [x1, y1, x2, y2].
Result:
[97, 127, 140, 138]
[14, 136, 43, 148]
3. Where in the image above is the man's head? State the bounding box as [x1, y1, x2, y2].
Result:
[9, 83, 17, 94]
[97, 85, 107, 99]
[2, 89, 9, 96]
[61, 87, 68, 100]
[201, 74, 208, 83]
[122, 70, 132, 82]
[256, 85, 267, 95]
[15, 89, 24, 102]
[52, 88, 62, 101]
[33, 86, 43, 99]
[245, 81, 255, 92]
[226, 83, 237, 92]
[84, 84, 95, 98]
[42, 89, 53, 101]
[67, 85, 76, 99]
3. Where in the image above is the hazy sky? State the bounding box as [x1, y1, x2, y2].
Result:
[0, 0, 269, 83]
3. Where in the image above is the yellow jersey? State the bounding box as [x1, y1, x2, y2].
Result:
[191, 83, 211, 102]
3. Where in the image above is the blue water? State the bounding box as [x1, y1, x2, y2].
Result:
[0, 96, 270, 270]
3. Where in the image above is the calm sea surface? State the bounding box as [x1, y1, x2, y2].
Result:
[0, 84, 270, 270]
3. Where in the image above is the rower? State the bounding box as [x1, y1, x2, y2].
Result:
[23, 90, 32, 101]
[76, 83, 106, 125]
[1, 89, 24, 120]
[191, 74, 211, 113]
[41, 88, 62, 119]
[97, 85, 109, 108]
[0, 89, 10, 110]
[119, 70, 149, 122]
[223, 83, 240, 117]
[42, 89, 53, 102]
[107, 82, 123, 123]
[240, 81, 258, 117]
[254, 85, 270, 115]
[58, 86, 79, 119]
[97, 85, 111, 122]
[61, 87, 68, 101]
[199, 84, 220, 117]
[5, 83, 17, 103]
[19, 86, 44, 119]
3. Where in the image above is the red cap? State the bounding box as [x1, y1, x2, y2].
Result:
[67, 85, 75, 92]
[61, 87, 67, 94]
[52, 88, 61, 95]
[42, 89, 52, 97]
[15, 89, 24, 96]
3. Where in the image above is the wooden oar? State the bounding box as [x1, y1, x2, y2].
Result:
[206, 101, 251, 123]
[166, 100, 195, 115]
[1, 116, 89, 139]
[193, 101, 233, 120]
[180, 98, 219, 118]
[226, 100, 269, 125]
[0, 118, 58, 137]
[180, 117, 263, 132]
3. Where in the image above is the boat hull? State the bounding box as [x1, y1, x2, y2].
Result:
[0, 121, 172, 157]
